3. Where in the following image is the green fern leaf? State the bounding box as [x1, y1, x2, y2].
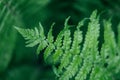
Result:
[15, 23, 48, 54]
[44, 44, 54, 61]
[71, 20, 83, 55]
[57, 17, 72, 73]
[75, 10, 100, 80]
[44, 23, 55, 61]
[101, 20, 117, 64]
[52, 17, 71, 65]
[15, 27, 41, 47]
[60, 55, 82, 80]
[58, 19, 84, 80]
[47, 23, 55, 43]
[15, 10, 120, 80]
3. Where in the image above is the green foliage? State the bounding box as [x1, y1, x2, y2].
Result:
[0, 0, 23, 72]
[15, 23, 48, 54]
[16, 10, 120, 80]
[1, 0, 120, 80]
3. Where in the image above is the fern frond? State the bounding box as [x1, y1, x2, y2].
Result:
[54, 17, 70, 47]
[60, 55, 82, 80]
[101, 20, 120, 79]
[36, 24, 48, 53]
[44, 23, 55, 61]
[76, 59, 93, 80]
[15, 27, 40, 47]
[100, 20, 117, 65]
[57, 50, 72, 74]
[44, 44, 55, 61]
[70, 21, 83, 55]
[75, 10, 100, 80]
[47, 23, 55, 44]
[16, 10, 120, 80]
[58, 19, 84, 80]
[54, 17, 72, 72]
[57, 30, 71, 73]
[15, 23, 48, 54]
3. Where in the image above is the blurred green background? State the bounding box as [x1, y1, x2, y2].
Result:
[0, 0, 120, 80]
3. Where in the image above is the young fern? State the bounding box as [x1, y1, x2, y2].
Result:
[15, 10, 120, 80]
